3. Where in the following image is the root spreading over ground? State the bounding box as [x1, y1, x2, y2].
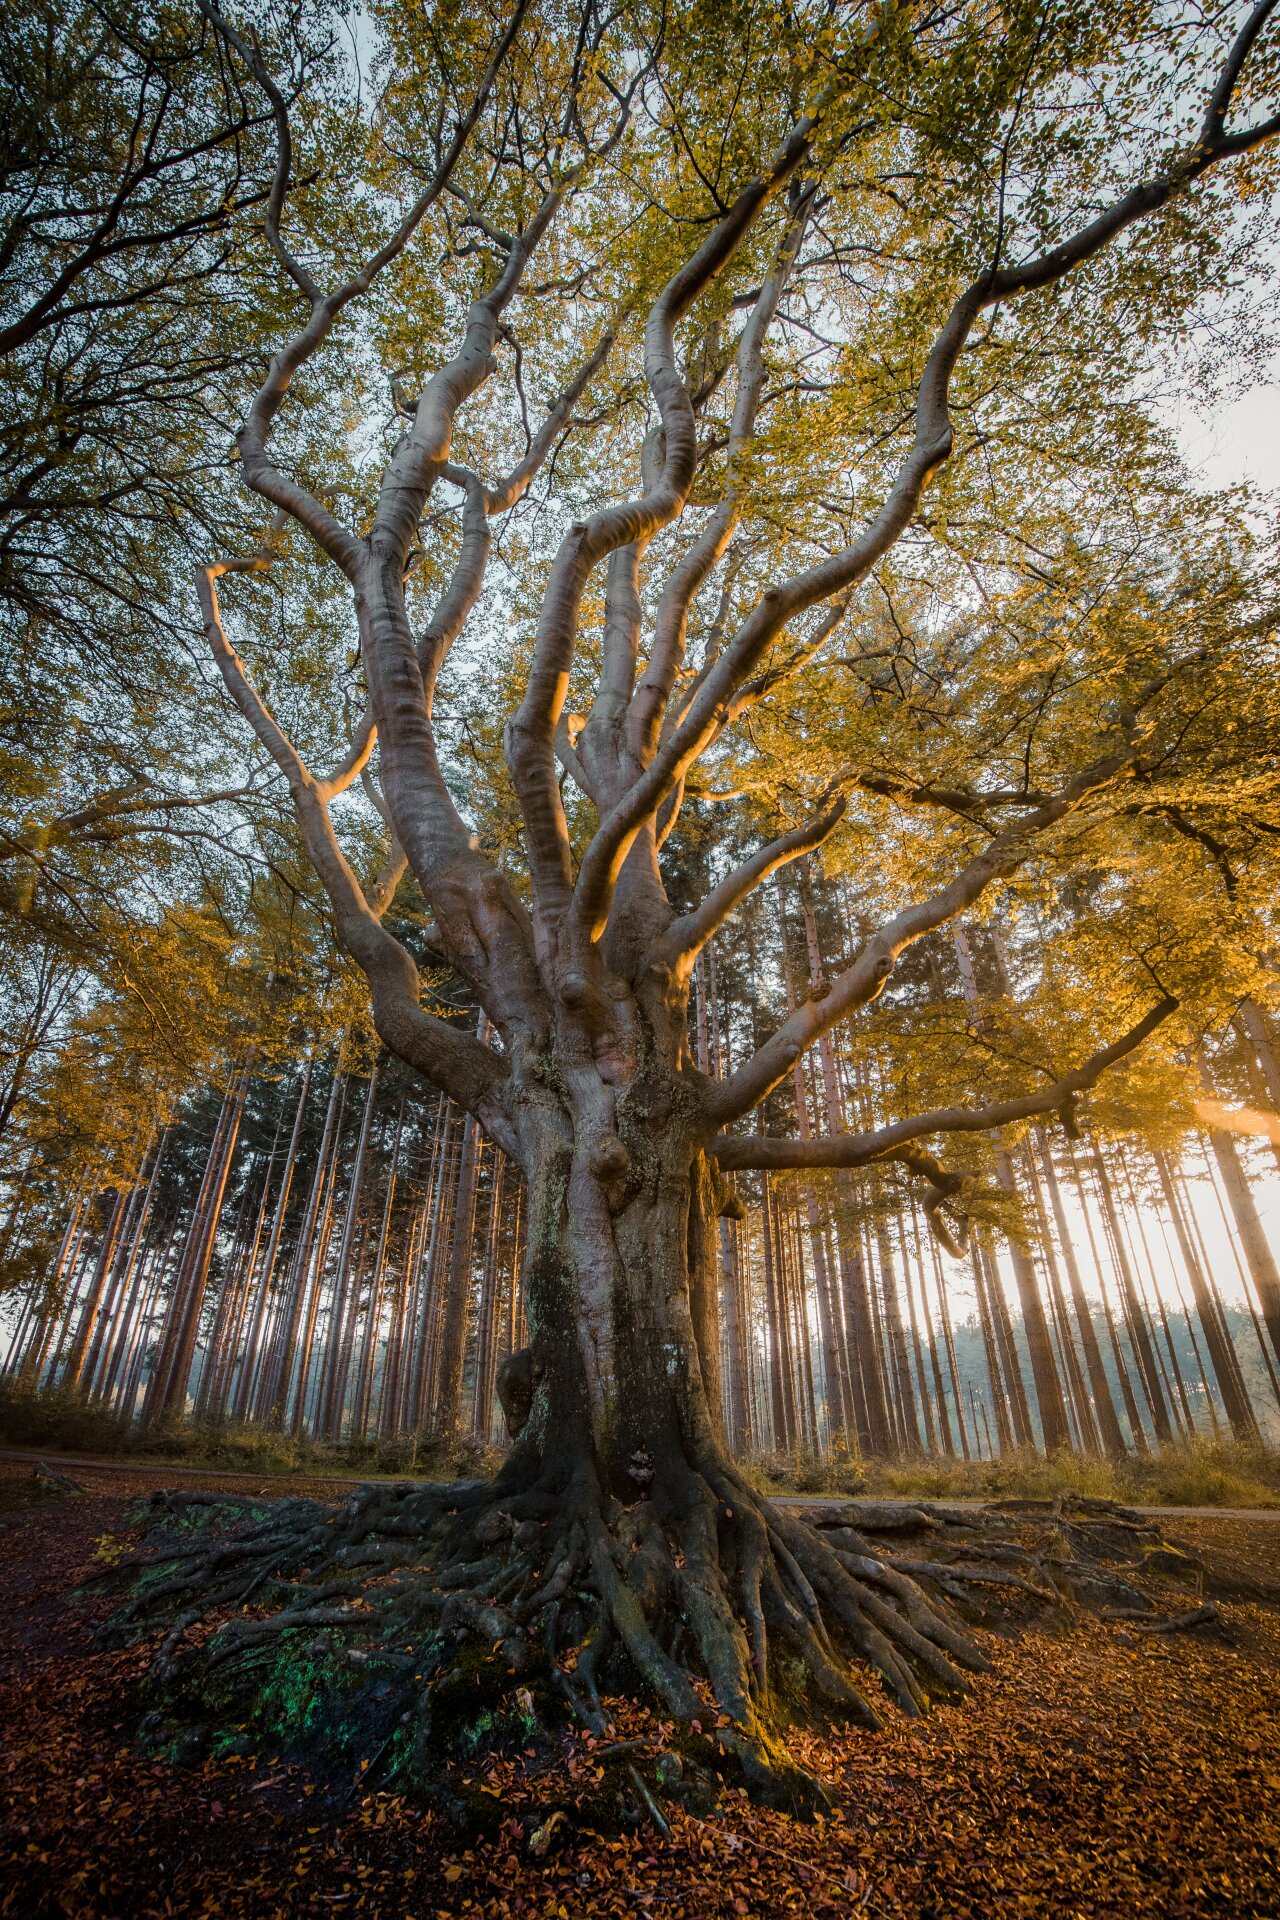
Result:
[92, 1457, 1221, 1827]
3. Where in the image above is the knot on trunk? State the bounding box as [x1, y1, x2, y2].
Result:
[589, 1132, 631, 1182]
[588, 1131, 635, 1210]
[496, 1346, 543, 1439]
[559, 971, 591, 1008]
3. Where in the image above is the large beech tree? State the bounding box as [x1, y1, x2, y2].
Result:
[115, 0, 1280, 1803]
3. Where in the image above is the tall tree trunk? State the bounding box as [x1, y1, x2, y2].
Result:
[992, 1154, 1071, 1450]
[908, 1201, 954, 1456]
[971, 1236, 1014, 1453]
[471, 1152, 504, 1441]
[1236, 999, 1280, 1176]
[408, 1100, 459, 1431]
[265, 1065, 345, 1423]
[928, 1229, 970, 1459]
[1151, 1149, 1257, 1441]
[1204, 1119, 1280, 1369]
[236, 1060, 313, 1421]
[759, 1172, 792, 1450]
[1026, 1136, 1105, 1452]
[320, 1060, 383, 1436]
[61, 1185, 129, 1391]
[434, 1106, 483, 1443]
[1086, 1144, 1174, 1445]
[875, 1222, 921, 1454]
[145, 1071, 247, 1424]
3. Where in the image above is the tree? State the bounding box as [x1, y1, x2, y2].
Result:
[111, 0, 1280, 1806]
[0, 0, 354, 1012]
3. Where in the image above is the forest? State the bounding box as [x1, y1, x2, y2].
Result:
[3, 0, 1280, 1911]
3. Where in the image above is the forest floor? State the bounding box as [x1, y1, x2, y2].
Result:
[0, 1459, 1277, 1920]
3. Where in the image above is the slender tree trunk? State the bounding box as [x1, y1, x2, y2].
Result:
[1236, 998, 1280, 1175]
[266, 1065, 345, 1423]
[320, 1060, 382, 1436]
[1151, 1149, 1257, 1441]
[292, 1106, 346, 1434]
[928, 1230, 970, 1459]
[434, 1096, 483, 1443]
[471, 1151, 504, 1441]
[1025, 1137, 1102, 1452]
[1204, 1119, 1280, 1368]
[409, 1100, 459, 1431]
[1087, 1144, 1174, 1445]
[970, 1236, 1014, 1453]
[908, 1201, 954, 1456]
[237, 1059, 313, 1421]
[759, 1172, 791, 1450]
[992, 1154, 1070, 1450]
[145, 1069, 248, 1424]
[61, 1186, 129, 1391]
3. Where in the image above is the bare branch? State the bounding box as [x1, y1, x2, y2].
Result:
[654, 794, 847, 976]
[197, 555, 512, 1138]
[712, 995, 1178, 1175]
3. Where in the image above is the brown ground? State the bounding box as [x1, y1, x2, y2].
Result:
[0, 1458, 1277, 1920]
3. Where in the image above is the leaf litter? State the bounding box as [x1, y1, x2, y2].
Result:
[1, 1462, 1277, 1918]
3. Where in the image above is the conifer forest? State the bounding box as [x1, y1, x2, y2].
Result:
[3, 2, 1280, 1913]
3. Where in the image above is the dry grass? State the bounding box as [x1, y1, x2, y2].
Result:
[750, 1437, 1280, 1509]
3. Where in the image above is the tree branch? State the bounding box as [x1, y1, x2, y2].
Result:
[654, 794, 847, 976]
[200, 0, 530, 578]
[583, 21, 1280, 903]
[197, 553, 511, 1140]
[712, 995, 1178, 1190]
[510, 115, 820, 960]
[703, 725, 1165, 1129]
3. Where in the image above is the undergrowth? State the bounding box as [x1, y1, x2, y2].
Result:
[0, 1382, 501, 1482]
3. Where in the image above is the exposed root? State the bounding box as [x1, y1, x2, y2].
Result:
[92, 1467, 1213, 1826]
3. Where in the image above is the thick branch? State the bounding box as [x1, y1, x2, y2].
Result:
[423, 332, 613, 696]
[198, 559, 512, 1140]
[627, 182, 816, 771]
[704, 741, 1147, 1128]
[511, 117, 819, 958]
[711, 996, 1178, 1172]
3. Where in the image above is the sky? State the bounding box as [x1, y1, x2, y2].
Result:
[1173, 353, 1280, 493]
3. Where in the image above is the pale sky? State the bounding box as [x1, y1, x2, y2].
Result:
[1174, 356, 1280, 493]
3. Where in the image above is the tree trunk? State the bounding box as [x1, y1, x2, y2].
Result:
[266, 1065, 345, 1423]
[992, 1154, 1071, 1451]
[1150, 1149, 1255, 1440]
[1029, 1133, 1115, 1452]
[1087, 1145, 1174, 1446]
[433, 1107, 482, 1443]
[1204, 1121, 1280, 1369]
